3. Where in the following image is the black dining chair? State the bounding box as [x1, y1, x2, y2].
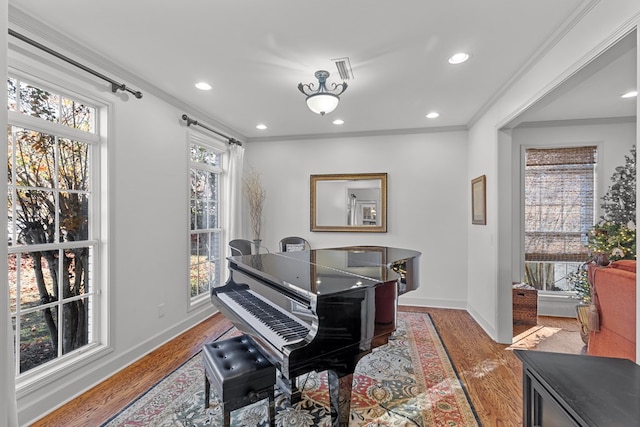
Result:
[229, 239, 269, 256]
[229, 239, 252, 256]
[279, 236, 311, 252]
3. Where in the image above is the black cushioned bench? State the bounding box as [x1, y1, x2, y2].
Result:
[202, 334, 276, 427]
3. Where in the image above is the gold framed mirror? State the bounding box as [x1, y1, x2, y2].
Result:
[310, 173, 387, 232]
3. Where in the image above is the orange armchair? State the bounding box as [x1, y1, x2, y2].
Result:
[587, 260, 636, 362]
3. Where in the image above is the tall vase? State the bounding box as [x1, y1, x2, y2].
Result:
[253, 239, 262, 253]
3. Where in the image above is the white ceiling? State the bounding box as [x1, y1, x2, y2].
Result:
[8, 0, 636, 141]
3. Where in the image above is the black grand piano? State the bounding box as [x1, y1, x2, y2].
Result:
[211, 245, 420, 427]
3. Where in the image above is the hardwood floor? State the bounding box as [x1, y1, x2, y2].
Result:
[31, 307, 526, 426]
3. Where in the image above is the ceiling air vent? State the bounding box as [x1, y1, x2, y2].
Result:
[333, 57, 354, 80]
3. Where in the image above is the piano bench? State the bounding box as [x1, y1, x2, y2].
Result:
[202, 334, 276, 427]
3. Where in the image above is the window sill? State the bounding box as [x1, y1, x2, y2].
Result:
[188, 293, 212, 312]
[538, 291, 580, 299]
[16, 343, 113, 399]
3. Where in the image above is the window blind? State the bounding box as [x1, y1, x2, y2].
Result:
[524, 146, 597, 262]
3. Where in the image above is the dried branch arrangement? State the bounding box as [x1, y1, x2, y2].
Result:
[243, 166, 266, 241]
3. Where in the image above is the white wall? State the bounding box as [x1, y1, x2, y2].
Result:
[9, 36, 218, 426]
[467, 0, 640, 343]
[244, 131, 469, 309]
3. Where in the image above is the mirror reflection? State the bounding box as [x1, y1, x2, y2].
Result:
[310, 173, 387, 232]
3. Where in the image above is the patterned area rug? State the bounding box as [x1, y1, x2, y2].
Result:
[102, 312, 480, 426]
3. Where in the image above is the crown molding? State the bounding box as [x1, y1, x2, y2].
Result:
[513, 116, 636, 129]
[246, 124, 468, 143]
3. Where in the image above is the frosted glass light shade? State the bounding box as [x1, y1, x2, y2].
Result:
[306, 93, 340, 115]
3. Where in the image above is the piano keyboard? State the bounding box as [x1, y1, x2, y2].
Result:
[217, 288, 311, 349]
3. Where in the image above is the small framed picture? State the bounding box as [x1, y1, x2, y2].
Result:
[471, 175, 486, 225]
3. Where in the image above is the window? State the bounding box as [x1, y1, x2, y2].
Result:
[189, 138, 223, 304]
[7, 76, 102, 376]
[524, 146, 597, 291]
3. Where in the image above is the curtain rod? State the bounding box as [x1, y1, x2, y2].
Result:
[181, 114, 242, 146]
[8, 29, 143, 99]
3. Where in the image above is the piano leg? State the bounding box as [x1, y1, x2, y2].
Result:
[327, 370, 353, 427]
[276, 374, 303, 404]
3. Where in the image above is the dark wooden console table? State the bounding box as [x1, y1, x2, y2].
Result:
[515, 350, 640, 426]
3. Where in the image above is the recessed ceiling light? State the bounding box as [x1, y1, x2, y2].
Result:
[333, 119, 344, 125]
[195, 82, 212, 90]
[256, 124, 267, 130]
[621, 90, 638, 98]
[448, 53, 469, 64]
[426, 112, 440, 119]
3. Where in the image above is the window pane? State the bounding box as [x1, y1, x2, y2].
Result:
[62, 297, 89, 355]
[14, 189, 56, 245]
[8, 190, 15, 247]
[8, 254, 17, 313]
[206, 201, 218, 229]
[16, 252, 57, 310]
[58, 138, 90, 191]
[14, 128, 56, 188]
[20, 83, 60, 123]
[190, 144, 219, 167]
[206, 171, 219, 228]
[209, 231, 221, 264]
[189, 232, 220, 298]
[60, 193, 89, 242]
[61, 98, 96, 133]
[192, 170, 207, 230]
[8, 78, 17, 111]
[64, 248, 90, 296]
[209, 231, 221, 287]
[190, 233, 209, 298]
[20, 306, 58, 373]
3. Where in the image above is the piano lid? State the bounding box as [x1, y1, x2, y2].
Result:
[228, 246, 420, 297]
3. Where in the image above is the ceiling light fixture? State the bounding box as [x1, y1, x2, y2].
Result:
[621, 90, 638, 98]
[426, 112, 440, 119]
[298, 70, 347, 115]
[195, 82, 212, 90]
[333, 119, 344, 125]
[256, 124, 267, 130]
[448, 53, 469, 64]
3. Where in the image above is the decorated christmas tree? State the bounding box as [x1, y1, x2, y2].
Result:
[587, 145, 636, 261]
[600, 145, 636, 224]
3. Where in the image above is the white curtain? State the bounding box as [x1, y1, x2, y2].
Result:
[224, 142, 245, 271]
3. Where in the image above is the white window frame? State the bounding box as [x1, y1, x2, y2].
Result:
[7, 70, 110, 395]
[522, 144, 599, 296]
[188, 132, 226, 309]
